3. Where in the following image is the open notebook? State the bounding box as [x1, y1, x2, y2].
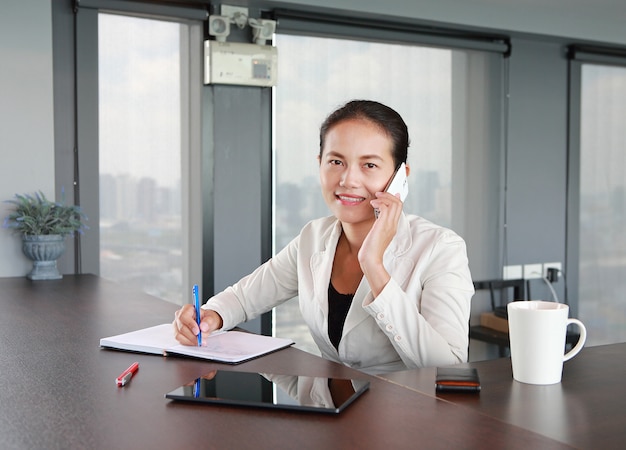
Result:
[100, 323, 294, 364]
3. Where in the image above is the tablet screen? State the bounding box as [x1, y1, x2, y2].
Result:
[165, 370, 370, 414]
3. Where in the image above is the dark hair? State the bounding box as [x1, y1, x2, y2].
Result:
[319, 100, 410, 167]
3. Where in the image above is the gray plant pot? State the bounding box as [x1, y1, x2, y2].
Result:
[22, 234, 66, 280]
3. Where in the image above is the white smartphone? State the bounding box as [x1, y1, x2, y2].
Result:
[374, 162, 408, 218]
[384, 162, 409, 202]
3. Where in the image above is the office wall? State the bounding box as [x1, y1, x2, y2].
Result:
[505, 39, 570, 305]
[0, 0, 56, 277]
[209, 84, 272, 335]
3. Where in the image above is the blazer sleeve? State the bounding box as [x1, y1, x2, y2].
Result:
[203, 235, 300, 330]
[363, 230, 474, 368]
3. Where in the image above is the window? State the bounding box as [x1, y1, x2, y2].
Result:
[98, 13, 201, 305]
[578, 63, 626, 345]
[272, 34, 503, 354]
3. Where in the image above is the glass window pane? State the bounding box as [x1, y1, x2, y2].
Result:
[98, 14, 185, 304]
[272, 34, 500, 354]
[579, 63, 626, 345]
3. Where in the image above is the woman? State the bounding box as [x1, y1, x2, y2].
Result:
[173, 100, 474, 374]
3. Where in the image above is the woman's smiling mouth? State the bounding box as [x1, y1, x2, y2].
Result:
[336, 194, 366, 205]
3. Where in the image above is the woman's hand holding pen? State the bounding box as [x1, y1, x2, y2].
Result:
[173, 305, 223, 346]
[359, 191, 404, 297]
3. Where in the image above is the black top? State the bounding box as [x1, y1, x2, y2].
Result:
[328, 282, 354, 350]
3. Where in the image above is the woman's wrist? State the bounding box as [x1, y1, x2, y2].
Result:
[361, 261, 390, 298]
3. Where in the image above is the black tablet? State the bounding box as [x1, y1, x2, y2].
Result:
[165, 370, 370, 414]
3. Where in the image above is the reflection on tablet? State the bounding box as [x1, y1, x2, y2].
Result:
[165, 371, 370, 414]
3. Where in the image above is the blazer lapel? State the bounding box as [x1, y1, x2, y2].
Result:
[309, 221, 343, 317]
[341, 279, 371, 337]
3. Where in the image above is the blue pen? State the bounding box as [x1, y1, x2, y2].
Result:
[193, 378, 201, 398]
[193, 284, 201, 346]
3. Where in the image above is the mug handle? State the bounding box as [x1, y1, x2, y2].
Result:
[563, 318, 587, 362]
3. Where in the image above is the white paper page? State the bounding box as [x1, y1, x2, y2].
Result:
[166, 331, 294, 363]
[100, 323, 178, 354]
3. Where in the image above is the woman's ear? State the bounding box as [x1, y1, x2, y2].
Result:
[404, 163, 411, 177]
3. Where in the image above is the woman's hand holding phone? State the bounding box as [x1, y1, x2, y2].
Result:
[360, 164, 409, 297]
[373, 163, 408, 218]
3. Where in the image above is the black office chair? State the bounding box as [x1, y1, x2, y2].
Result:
[474, 278, 526, 318]
[469, 278, 526, 356]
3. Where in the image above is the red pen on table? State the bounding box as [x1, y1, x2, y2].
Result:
[116, 362, 139, 387]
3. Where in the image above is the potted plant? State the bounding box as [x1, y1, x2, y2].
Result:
[3, 190, 87, 280]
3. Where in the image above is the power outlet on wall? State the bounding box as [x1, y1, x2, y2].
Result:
[523, 263, 543, 279]
[503, 265, 522, 280]
[543, 262, 562, 282]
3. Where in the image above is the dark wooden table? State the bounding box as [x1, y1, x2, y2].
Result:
[380, 341, 626, 449]
[0, 275, 571, 449]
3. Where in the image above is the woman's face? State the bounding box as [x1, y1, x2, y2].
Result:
[319, 118, 397, 225]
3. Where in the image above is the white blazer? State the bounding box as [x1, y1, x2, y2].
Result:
[205, 213, 474, 374]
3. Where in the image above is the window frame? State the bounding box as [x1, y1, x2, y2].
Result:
[567, 47, 626, 330]
[54, 2, 204, 303]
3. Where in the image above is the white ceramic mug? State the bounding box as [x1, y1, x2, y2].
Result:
[507, 300, 587, 385]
